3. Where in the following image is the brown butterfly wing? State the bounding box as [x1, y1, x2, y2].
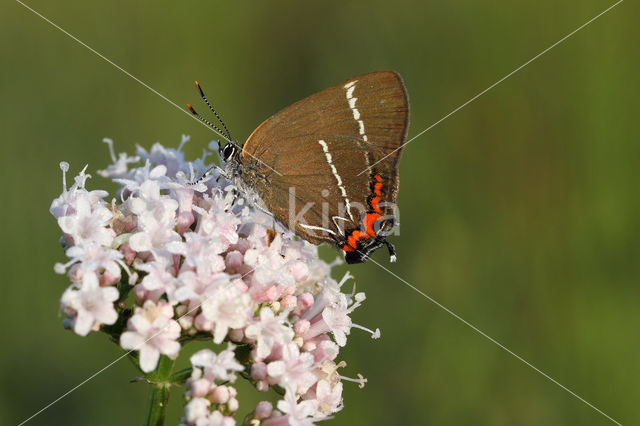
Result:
[240, 71, 409, 245]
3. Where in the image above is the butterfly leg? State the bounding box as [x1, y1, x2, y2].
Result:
[384, 241, 397, 263]
[188, 164, 226, 186]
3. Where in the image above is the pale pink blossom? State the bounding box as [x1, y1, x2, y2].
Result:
[97, 138, 139, 179]
[245, 308, 294, 359]
[120, 300, 181, 372]
[190, 345, 244, 383]
[275, 390, 317, 426]
[174, 270, 229, 313]
[53, 140, 378, 425]
[201, 285, 251, 344]
[254, 401, 273, 419]
[136, 257, 178, 295]
[60, 271, 119, 336]
[195, 199, 242, 249]
[305, 292, 380, 347]
[58, 191, 113, 246]
[267, 343, 317, 394]
[55, 241, 124, 279]
[128, 180, 181, 255]
[313, 380, 343, 416]
[50, 163, 109, 219]
[183, 397, 210, 424]
[168, 231, 226, 273]
[197, 410, 235, 426]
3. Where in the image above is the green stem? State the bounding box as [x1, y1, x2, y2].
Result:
[144, 356, 175, 426]
[146, 382, 170, 426]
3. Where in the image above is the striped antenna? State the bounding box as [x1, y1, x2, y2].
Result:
[195, 81, 232, 141]
[186, 103, 231, 142]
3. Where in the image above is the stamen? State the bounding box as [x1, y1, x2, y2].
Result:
[178, 134, 190, 152]
[337, 271, 353, 288]
[337, 373, 368, 389]
[54, 261, 71, 274]
[102, 138, 116, 162]
[59, 161, 69, 191]
[351, 323, 381, 339]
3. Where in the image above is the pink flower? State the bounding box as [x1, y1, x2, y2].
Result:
[267, 343, 317, 394]
[195, 200, 242, 250]
[168, 231, 226, 274]
[120, 300, 181, 372]
[305, 292, 380, 347]
[254, 401, 273, 419]
[53, 140, 378, 425]
[60, 272, 119, 336]
[58, 192, 113, 247]
[137, 257, 178, 295]
[55, 241, 124, 279]
[198, 410, 235, 426]
[245, 308, 294, 359]
[174, 270, 229, 314]
[201, 285, 251, 344]
[128, 180, 181, 255]
[183, 397, 210, 424]
[190, 345, 244, 383]
[97, 138, 139, 179]
[313, 380, 343, 416]
[275, 390, 317, 426]
[50, 162, 108, 219]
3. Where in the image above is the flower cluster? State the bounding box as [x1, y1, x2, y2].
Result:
[50, 136, 380, 425]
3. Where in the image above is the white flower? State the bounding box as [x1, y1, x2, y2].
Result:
[120, 300, 181, 372]
[128, 180, 181, 255]
[57, 241, 124, 278]
[167, 231, 226, 274]
[136, 137, 189, 179]
[52, 140, 377, 426]
[137, 258, 178, 294]
[190, 344, 244, 383]
[196, 199, 242, 249]
[276, 390, 317, 426]
[114, 160, 171, 197]
[197, 410, 236, 426]
[243, 229, 294, 287]
[201, 285, 251, 344]
[174, 270, 229, 312]
[313, 380, 343, 416]
[244, 308, 294, 359]
[183, 397, 210, 424]
[60, 272, 119, 336]
[97, 138, 140, 179]
[267, 343, 317, 394]
[304, 291, 379, 347]
[50, 163, 109, 219]
[319, 295, 352, 347]
[57, 192, 113, 246]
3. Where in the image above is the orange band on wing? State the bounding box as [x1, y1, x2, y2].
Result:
[363, 212, 382, 237]
[347, 230, 370, 249]
[342, 174, 389, 252]
[374, 182, 383, 196]
[370, 196, 381, 213]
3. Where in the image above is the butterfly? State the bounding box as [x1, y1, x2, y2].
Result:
[188, 71, 409, 263]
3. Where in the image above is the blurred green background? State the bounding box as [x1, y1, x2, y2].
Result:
[1, 0, 638, 425]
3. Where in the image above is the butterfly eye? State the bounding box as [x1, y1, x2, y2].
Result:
[221, 144, 236, 161]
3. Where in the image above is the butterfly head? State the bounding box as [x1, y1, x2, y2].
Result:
[219, 141, 241, 164]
